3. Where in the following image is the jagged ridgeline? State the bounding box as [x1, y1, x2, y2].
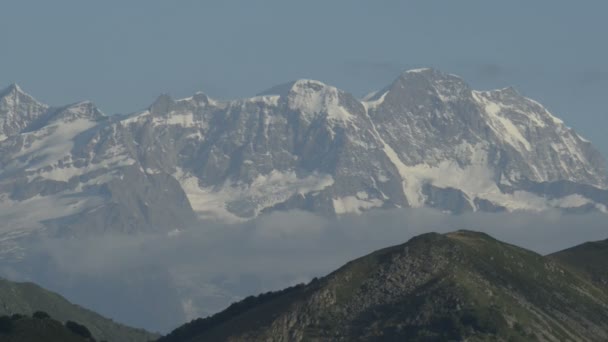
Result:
[159, 231, 608, 342]
[1, 69, 608, 251]
[0, 278, 158, 342]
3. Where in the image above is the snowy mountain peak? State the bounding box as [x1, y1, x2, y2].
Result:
[384, 68, 472, 104]
[399, 67, 463, 81]
[0, 83, 49, 140]
[287, 79, 337, 100]
[150, 93, 175, 116]
[51, 101, 106, 123]
[259, 79, 333, 97]
[493, 86, 519, 96]
[258, 79, 360, 124]
[0, 70, 607, 247]
[287, 80, 361, 124]
[290, 79, 330, 89]
[0, 83, 37, 99]
[189, 92, 210, 105]
[1, 83, 22, 95]
[405, 67, 433, 74]
[0, 83, 42, 105]
[471, 85, 573, 134]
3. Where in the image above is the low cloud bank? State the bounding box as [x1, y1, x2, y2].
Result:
[4, 208, 607, 332]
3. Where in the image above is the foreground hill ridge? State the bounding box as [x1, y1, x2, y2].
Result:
[160, 230, 608, 342]
[0, 277, 158, 342]
[1, 68, 608, 255]
[0, 230, 606, 341]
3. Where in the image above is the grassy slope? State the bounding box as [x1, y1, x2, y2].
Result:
[444, 231, 608, 341]
[0, 278, 158, 342]
[549, 238, 608, 287]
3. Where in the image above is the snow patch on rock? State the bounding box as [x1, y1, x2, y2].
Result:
[173, 168, 335, 221]
[333, 195, 384, 215]
[288, 80, 355, 124]
[472, 91, 532, 151]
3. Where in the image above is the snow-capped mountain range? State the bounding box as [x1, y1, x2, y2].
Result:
[1, 68, 607, 254]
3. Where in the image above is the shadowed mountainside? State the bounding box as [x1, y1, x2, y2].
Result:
[550, 237, 608, 287]
[0, 313, 93, 342]
[0, 278, 158, 342]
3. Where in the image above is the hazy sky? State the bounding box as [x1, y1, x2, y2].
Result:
[1, 1, 607, 156]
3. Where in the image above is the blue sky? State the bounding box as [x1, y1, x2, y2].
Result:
[1, 0, 607, 155]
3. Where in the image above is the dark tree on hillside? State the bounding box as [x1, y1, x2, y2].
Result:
[0, 316, 14, 333]
[32, 311, 50, 319]
[65, 320, 93, 339]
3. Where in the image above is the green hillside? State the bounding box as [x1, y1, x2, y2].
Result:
[0, 312, 91, 342]
[550, 238, 608, 287]
[0, 278, 158, 342]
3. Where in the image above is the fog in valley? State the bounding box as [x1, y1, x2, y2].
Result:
[2, 208, 606, 332]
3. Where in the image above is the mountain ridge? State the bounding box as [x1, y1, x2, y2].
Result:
[1, 68, 607, 254]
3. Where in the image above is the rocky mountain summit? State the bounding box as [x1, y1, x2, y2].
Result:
[160, 231, 608, 342]
[1, 69, 607, 252]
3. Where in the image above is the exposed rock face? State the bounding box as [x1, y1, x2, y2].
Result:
[0, 69, 607, 251]
[159, 231, 608, 342]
